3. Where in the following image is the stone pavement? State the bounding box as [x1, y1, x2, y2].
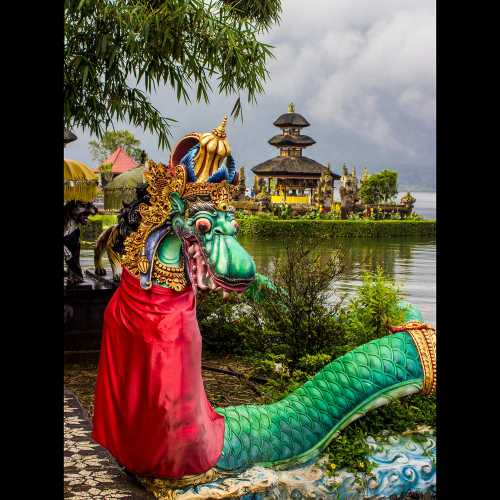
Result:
[64, 385, 435, 499]
[64, 387, 152, 499]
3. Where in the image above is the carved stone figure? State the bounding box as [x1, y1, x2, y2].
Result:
[94, 183, 150, 281]
[237, 166, 246, 200]
[400, 191, 416, 211]
[339, 165, 359, 219]
[64, 200, 98, 285]
[361, 168, 369, 184]
[316, 169, 334, 211]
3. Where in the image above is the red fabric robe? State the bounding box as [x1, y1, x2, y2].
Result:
[92, 267, 225, 478]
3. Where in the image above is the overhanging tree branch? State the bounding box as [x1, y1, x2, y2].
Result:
[64, 0, 281, 148]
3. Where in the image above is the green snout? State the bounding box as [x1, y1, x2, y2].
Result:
[206, 232, 256, 281]
[189, 210, 256, 284]
[204, 212, 255, 282]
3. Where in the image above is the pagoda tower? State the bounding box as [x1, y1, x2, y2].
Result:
[268, 102, 316, 157]
[251, 103, 340, 204]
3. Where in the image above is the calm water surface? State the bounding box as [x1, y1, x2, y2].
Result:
[239, 235, 436, 325]
[82, 234, 436, 325]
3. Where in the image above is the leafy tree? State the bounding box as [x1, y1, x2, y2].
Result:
[359, 169, 398, 204]
[89, 130, 143, 163]
[64, 0, 282, 149]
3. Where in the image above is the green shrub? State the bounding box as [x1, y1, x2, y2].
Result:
[338, 267, 406, 350]
[88, 213, 118, 229]
[197, 291, 247, 355]
[241, 241, 346, 372]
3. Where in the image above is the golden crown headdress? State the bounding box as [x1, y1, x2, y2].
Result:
[121, 117, 239, 288]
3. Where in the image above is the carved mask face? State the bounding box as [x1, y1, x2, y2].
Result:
[71, 201, 98, 225]
[175, 200, 256, 293]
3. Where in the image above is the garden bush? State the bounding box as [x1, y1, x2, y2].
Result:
[88, 213, 118, 229]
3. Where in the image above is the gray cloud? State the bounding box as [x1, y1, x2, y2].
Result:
[265, 0, 435, 157]
[66, 0, 435, 186]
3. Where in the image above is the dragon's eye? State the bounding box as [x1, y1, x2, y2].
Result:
[195, 218, 211, 233]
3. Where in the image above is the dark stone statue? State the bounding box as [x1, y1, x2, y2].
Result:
[400, 192, 416, 211]
[338, 165, 360, 219]
[64, 200, 98, 286]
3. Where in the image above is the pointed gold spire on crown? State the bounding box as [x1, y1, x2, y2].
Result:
[194, 115, 231, 182]
[288, 102, 295, 113]
[212, 115, 228, 138]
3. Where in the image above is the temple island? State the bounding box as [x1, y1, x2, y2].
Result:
[251, 103, 340, 206]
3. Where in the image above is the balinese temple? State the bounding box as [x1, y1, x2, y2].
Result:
[97, 147, 139, 178]
[251, 103, 340, 204]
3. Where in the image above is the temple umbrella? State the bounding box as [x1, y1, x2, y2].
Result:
[103, 165, 146, 210]
[64, 158, 98, 202]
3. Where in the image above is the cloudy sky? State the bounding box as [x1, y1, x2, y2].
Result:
[66, 0, 436, 184]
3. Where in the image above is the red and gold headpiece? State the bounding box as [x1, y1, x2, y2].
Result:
[121, 118, 239, 288]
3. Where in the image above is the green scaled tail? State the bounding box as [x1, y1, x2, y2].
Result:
[215, 305, 430, 471]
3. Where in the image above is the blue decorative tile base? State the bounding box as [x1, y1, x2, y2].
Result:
[171, 432, 435, 499]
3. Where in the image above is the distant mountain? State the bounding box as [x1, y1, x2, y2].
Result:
[359, 163, 435, 192]
[391, 163, 436, 192]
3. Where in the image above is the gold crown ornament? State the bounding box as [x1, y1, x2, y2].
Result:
[121, 117, 238, 285]
[193, 115, 231, 182]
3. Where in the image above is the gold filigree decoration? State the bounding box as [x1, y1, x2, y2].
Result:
[183, 181, 239, 211]
[121, 160, 238, 282]
[151, 255, 187, 291]
[137, 469, 219, 499]
[121, 162, 187, 278]
[393, 321, 436, 395]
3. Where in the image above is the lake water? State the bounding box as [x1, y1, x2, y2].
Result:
[81, 232, 436, 325]
[239, 235, 436, 325]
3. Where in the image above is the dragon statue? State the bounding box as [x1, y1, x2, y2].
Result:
[92, 117, 436, 491]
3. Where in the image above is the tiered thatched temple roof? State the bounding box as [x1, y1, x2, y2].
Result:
[251, 104, 339, 204]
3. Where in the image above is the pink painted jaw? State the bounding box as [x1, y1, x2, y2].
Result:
[181, 236, 252, 297]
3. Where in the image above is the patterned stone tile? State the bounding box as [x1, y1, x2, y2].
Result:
[64, 387, 152, 499]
